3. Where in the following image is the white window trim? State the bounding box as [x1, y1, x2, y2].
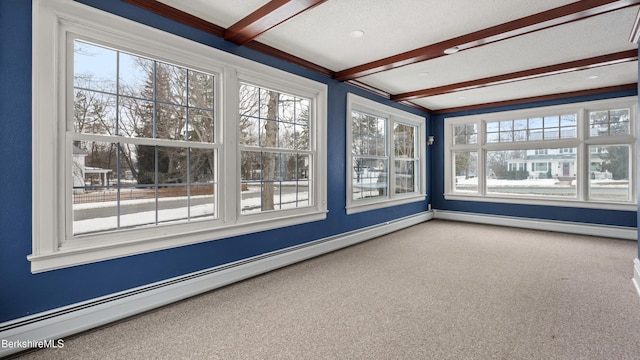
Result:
[443, 97, 637, 211]
[346, 93, 426, 214]
[30, 0, 327, 273]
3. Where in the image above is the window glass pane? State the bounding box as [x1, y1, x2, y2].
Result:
[153, 146, 190, 224]
[189, 148, 216, 220]
[239, 116, 259, 146]
[544, 116, 559, 128]
[352, 111, 386, 156]
[241, 83, 312, 152]
[295, 124, 309, 150]
[486, 148, 576, 197]
[241, 151, 310, 213]
[74, 40, 216, 143]
[560, 114, 576, 127]
[514, 130, 527, 142]
[155, 62, 187, 106]
[486, 132, 499, 143]
[260, 119, 279, 147]
[188, 70, 214, 110]
[188, 109, 214, 143]
[454, 151, 477, 193]
[72, 140, 118, 235]
[484, 114, 578, 143]
[297, 99, 310, 125]
[544, 128, 559, 140]
[513, 119, 527, 130]
[610, 121, 630, 136]
[374, 117, 387, 155]
[394, 123, 415, 158]
[528, 117, 543, 129]
[352, 158, 388, 200]
[119, 52, 153, 98]
[500, 132, 513, 142]
[74, 89, 117, 135]
[610, 109, 630, 136]
[260, 88, 276, 120]
[156, 103, 186, 140]
[589, 109, 631, 136]
[278, 121, 296, 150]
[560, 126, 576, 139]
[74, 41, 117, 93]
[395, 160, 415, 194]
[73, 141, 217, 236]
[589, 145, 630, 201]
[499, 120, 512, 131]
[239, 84, 261, 118]
[454, 123, 477, 144]
[118, 97, 152, 138]
[528, 129, 543, 141]
[277, 93, 296, 123]
[486, 122, 499, 132]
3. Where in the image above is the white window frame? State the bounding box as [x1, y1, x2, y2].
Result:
[346, 93, 426, 214]
[444, 97, 637, 211]
[30, 0, 327, 273]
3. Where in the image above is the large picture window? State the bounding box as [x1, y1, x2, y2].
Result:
[30, 0, 327, 272]
[444, 97, 636, 210]
[72, 40, 217, 235]
[346, 93, 426, 214]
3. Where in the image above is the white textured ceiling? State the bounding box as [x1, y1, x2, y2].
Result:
[157, 0, 638, 111]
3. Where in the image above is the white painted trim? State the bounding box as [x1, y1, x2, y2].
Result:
[443, 96, 638, 208]
[433, 210, 637, 240]
[633, 258, 640, 297]
[0, 212, 432, 358]
[30, 0, 328, 273]
[345, 93, 427, 213]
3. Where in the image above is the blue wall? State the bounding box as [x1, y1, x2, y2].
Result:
[0, 0, 429, 323]
[430, 90, 638, 228]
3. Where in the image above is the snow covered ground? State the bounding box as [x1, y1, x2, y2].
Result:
[456, 177, 629, 188]
[73, 188, 309, 235]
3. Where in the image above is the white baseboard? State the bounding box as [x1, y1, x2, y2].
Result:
[433, 210, 637, 240]
[633, 258, 640, 298]
[0, 211, 432, 358]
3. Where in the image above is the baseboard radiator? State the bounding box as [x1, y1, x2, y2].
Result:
[0, 212, 432, 358]
[433, 210, 637, 241]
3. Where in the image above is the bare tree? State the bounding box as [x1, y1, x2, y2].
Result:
[261, 90, 279, 211]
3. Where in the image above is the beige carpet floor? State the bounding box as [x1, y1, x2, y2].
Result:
[11, 220, 640, 359]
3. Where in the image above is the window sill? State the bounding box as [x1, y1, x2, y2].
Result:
[28, 210, 327, 273]
[346, 194, 426, 215]
[443, 193, 637, 212]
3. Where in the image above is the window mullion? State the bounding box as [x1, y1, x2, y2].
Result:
[478, 144, 487, 196]
[223, 67, 238, 224]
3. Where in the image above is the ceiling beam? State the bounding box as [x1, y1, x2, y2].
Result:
[124, 0, 334, 77]
[245, 41, 334, 76]
[122, 0, 226, 37]
[391, 50, 638, 101]
[431, 83, 638, 114]
[334, 0, 640, 82]
[629, 6, 640, 43]
[224, 0, 327, 45]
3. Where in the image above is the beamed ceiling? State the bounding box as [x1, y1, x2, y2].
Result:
[126, 0, 640, 113]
